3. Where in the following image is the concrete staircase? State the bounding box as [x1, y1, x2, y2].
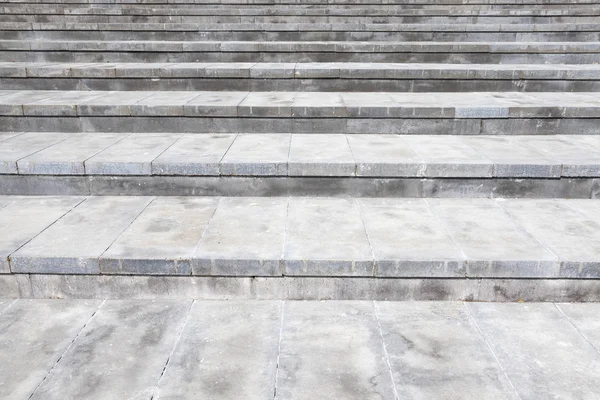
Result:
[1, 0, 600, 301]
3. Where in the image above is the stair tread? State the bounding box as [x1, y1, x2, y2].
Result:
[1, 195, 599, 278]
[2, 132, 600, 178]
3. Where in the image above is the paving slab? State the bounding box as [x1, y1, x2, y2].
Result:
[17, 133, 127, 175]
[376, 302, 518, 400]
[23, 91, 107, 116]
[100, 197, 218, 275]
[131, 91, 201, 116]
[192, 197, 286, 276]
[347, 135, 424, 177]
[403, 135, 493, 178]
[0, 132, 71, 174]
[76, 91, 155, 116]
[151, 133, 236, 176]
[277, 301, 395, 400]
[466, 303, 600, 400]
[30, 300, 191, 400]
[467, 136, 559, 178]
[0, 299, 101, 400]
[498, 199, 600, 278]
[288, 134, 354, 177]
[359, 199, 465, 277]
[158, 300, 281, 400]
[0, 196, 83, 273]
[556, 303, 600, 352]
[238, 92, 295, 117]
[427, 199, 559, 278]
[10, 196, 152, 274]
[220, 133, 290, 176]
[85, 132, 181, 175]
[183, 91, 247, 116]
[284, 197, 373, 276]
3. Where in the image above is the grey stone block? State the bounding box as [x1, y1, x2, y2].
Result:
[0, 132, 71, 174]
[288, 134, 355, 177]
[220, 133, 290, 176]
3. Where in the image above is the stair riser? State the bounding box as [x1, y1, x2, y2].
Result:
[2, 15, 598, 23]
[3, 77, 598, 92]
[4, 51, 600, 63]
[2, 274, 599, 302]
[4, 30, 599, 42]
[0, 175, 596, 198]
[1, 117, 599, 135]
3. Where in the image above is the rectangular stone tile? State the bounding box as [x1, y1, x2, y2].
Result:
[30, 300, 191, 400]
[403, 135, 493, 178]
[277, 301, 395, 400]
[288, 134, 354, 177]
[17, 133, 127, 175]
[466, 303, 600, 400]
[360, 199, 465, 277]
[158, 300, 281, 399]
[85, 133, 181, 175]
[428, 199, 559, 278]
[131, 91, 201, 116]
[183, 91, 247, 116]
[341, 92, 398, 118]
[347, 134, 424, 177]
[76, 91, 155, 116]
[376, 302, 518, 400]
[556, 303, 600, 351]
[192, 197, 286, 276]
[238, 92, 294, 117]
[498, 199, 600, 278]
[292, 92, 346, 117]
[10, 196, 152, 274]
[0, 299, 101, 400]
[23, 91, 107, 116]
[0, 132, 71, 174]
[518, 135, 600, 177]
[0, 196, 83, 273]
[152, 133, 236, 176]
[467, 136, 559, 178]
[100, 197, 218, 275]
[0, 90, 61, 116]
[284, 197, 373, 276]
[220, 133, 290, 176]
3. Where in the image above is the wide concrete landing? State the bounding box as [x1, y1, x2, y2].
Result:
[0, 299, 599, 399]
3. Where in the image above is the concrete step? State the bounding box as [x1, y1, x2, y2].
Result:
[2, 195, 600, 286]
[4, 23, 599, 42]
[2, 13, 597, 24]
[1, 132, 598, 198]
[1, 62, 598, 92]
[3, 40, 599, 63]
[6, 0, 600, 4]
[0, 90, 598, 134]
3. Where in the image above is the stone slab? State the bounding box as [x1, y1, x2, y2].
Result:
[0, 132, 71, 174]
[359, 198, 465, 277]
[220, 133, 290, 176]
[0, 196, 83, 273]
[466, 303, 600, 400]
[29, 299, 191, 400]
[17, 133, 127, 175]
[151, 133, 236, 176]
[288, 133, 354, 177]
[192, 197, 287, 276]
[428, 199, 559, 277]
[284, 197, 373, 276]
[347, 134, 424, 177]
[85, 132, 181, 175]
[376, 302, 518, 400]
[556, 303, 600, 351]
[10, 196, 152, 274]
[100, 197, 218, 275]
[277, 301, 396, 400]
[498, 199, 600, 278]
[0, 299, 101, 399]
[157, 300, 281, 399]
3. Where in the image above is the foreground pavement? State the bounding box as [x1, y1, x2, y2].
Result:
[0, 299, 599, 399]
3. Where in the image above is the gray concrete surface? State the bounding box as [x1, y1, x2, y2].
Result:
[0, 299, 599, 399]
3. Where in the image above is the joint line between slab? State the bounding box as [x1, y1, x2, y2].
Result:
[462, 302, 522, 400]
[373, 301, 399, 400]
[82, 131, 134, 175]
[27, 299, 106, 400]
[554, 303, 600, 356]
[273, 300, 285, 400]
[152, 299, 196, 399]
